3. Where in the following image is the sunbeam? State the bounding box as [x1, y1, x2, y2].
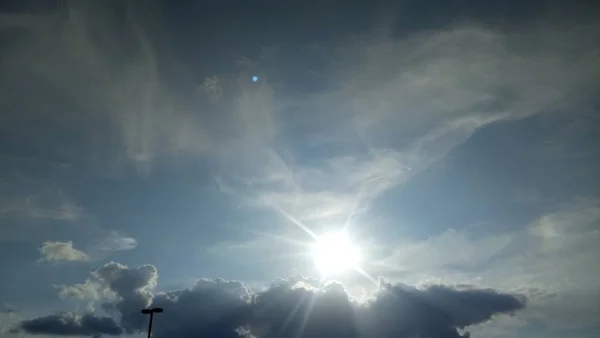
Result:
[269, 204, 319, 240]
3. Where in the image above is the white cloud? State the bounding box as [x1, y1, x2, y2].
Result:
[39, 241, 89, 262]
[58, 281, 105, 301]
[94, 231, 138, 252]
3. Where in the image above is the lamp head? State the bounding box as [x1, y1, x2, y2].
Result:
[141, 308, 164, 314]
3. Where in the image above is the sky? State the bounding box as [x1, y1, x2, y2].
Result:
[1, 0, 599, 337]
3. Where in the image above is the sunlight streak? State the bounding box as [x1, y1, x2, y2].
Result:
[270, 204, 319, 240]
[278, 289, 310, 336]
[354, 265, 378, 286]
[343, 184, 365, 232]
[296, 290, 318, 338]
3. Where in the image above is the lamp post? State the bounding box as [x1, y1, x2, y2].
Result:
[141, 308, 163, 338]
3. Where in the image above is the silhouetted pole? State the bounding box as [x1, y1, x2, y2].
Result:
[146, 312, 153, 338]
[141, 308, 163, 338]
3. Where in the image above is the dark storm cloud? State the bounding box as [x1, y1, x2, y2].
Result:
[12, 312, 122, 336]
[23, 263, 524, 338]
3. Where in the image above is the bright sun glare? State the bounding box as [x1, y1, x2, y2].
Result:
[312, 231, 361, 275]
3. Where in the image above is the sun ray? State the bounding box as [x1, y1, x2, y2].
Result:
[217, 222, 310, 250]
[343, 184, 365, 232]
[353, 265, 378, 286]
[278, 289, 310, 336]
[269, 204, 318, 240]
[295, 289, 318, 338]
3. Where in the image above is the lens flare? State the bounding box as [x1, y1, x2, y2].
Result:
[312, 231, 361, 275]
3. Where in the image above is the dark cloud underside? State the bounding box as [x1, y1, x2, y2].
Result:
[14, 264, 525, 338]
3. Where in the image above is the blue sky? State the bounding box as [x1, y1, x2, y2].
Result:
[1, 1, 599, 338]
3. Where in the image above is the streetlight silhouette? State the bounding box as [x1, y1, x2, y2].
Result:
[141, 307, 163, 338]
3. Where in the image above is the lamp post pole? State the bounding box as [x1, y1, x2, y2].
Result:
[141, 308, 163, 338]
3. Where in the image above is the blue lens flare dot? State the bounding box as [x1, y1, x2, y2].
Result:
[252, 76, 259, 82]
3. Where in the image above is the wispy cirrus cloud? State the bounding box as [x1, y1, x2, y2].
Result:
[214, 22, 600, 234]
[4, 2, 598, 178]
[0, 176, 84, 244]
[0, 194, 81, 222]
[0, 179, 82, 222]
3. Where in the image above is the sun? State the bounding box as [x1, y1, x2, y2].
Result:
[312, 231, 361, 275]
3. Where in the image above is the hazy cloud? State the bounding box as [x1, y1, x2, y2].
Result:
[376, 199, 600, 329]
[0, 186, 82, 223]
[201, 75, 223, 101]
[39, 241, 89, 262]
[0, 303, 20, 336]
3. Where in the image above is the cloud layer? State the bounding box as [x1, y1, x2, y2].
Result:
[13, 263, 525, 338]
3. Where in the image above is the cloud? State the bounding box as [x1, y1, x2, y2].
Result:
[39, 241, 89, 262]
[150, 278, 253, 338]
[376, 229, 512, 273]
[200, 75, 223, 101]
[0, 303, 16, 314]
[374, 199, 600, 329]
[2, 5, 598, 249]
[2, 4, 598, 337]
[0, 175, 84, 243]
[94, 231, 138, 252]
[21, 263, 525, 338]
[0, 304, 20, 336]
[530, 198, 600, 240]
[0, 184, 82, 223]
[58, 261, 157, 332]
[12, 312, 122, 337]
[3, 3, 597, 175]
[215, 21, 600, 235]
